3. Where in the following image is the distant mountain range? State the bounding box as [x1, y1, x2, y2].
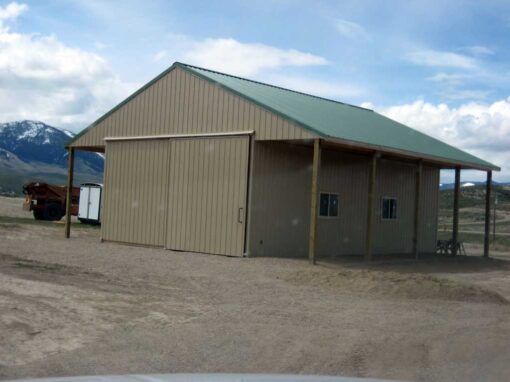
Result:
[0, 120, 506, 197]
[0, 120, 103, 196]
[439, 182, 510, 210]
[439, 181, 510, 190]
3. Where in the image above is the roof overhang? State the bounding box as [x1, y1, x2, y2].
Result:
[322, 137, 500, 172]
[65, 145, 105, 153]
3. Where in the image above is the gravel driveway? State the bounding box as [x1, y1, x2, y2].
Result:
[1, 197, 510, 381]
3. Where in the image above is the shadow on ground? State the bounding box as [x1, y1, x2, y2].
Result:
[315, 252, 510, 275]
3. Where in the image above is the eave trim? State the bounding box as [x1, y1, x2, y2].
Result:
[104, 130, 255, 142]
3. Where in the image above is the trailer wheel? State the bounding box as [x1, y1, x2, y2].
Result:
[33, 209, 45, 220]
[44, 203, 64, 221]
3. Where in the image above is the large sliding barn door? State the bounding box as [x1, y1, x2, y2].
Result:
[102, 139, 170, 246]
[166, 136, 250, 256]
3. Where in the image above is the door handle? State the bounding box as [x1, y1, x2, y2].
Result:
[238, 207, 244, 223]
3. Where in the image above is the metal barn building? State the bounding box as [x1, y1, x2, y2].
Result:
[65, 62, 500, 261]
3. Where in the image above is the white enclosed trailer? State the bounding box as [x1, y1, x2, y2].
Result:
[78, 183, 103, 224]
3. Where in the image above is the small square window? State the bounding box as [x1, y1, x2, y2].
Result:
[320, 193, 329, 217]
[382, 197, 397, 220]
[329, 194, 338, 217]
[319, 193, 339, 217]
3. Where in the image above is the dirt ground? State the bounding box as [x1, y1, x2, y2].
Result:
[1, 197, 510, 381]
[0, 196, 33, 219]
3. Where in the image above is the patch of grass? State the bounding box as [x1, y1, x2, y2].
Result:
[437, 230, 510, 251]
[438, 197, 510, 236]
[438, 209, 501, 222]
[0, 168, 103, 196]
[13, 260, 63, 272]
[439, 185, 510, 210]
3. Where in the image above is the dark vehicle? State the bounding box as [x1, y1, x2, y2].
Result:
[22, 182, 79, 221]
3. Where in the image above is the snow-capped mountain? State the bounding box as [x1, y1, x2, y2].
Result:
[0, 120, 103, 195]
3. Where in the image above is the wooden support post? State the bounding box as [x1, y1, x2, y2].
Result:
[64, 147, 75, 238]
[484, 170, 492, 258]
[413, 160, 423, 259]
[308, 138, 321, 265]
[365, 152, 377, 261]
[452, 167, 461, 255]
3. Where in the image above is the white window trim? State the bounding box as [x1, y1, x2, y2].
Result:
[319, 192, 340, 219]
[381, 196, 398, 221]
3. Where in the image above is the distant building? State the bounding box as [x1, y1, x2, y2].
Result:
[66, 62, 499, 259]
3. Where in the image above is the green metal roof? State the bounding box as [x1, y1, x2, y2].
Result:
[181, 63, 499, 171]
[70, 61, 498, 171]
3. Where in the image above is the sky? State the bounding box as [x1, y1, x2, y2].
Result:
[0, 0, 509, 182]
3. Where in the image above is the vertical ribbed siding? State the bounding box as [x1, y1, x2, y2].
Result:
[373, 162, 439, 255]
[318, 154, 438, 256]
[418, 166, 440, 253]
[373, 159, 416, 255]
[248, 142, 312, 257]
[248, 142, 440, 257]
[71, 67, 313, 148]
[101, 137, 439, 256]
[102, 140, 169, 246]
[316, 150, 370, 256]
[249, 143, 371, 257]
[166, 136, 250, 256]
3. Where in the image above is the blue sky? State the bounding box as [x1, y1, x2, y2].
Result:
[19, 0, 510, 105]
[1, 0, 509, 181]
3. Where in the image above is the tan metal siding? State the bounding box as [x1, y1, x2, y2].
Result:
[101, 138, 438, 256]
[71, 67, 313, 148]
[249, 142, 372, 257]
[250, 142, 369, 257]
[319, 154, 438, 256]
[166, 136, 250, 256]
[316, 150, 370, 256]
[248, 142, 312, 257]
[373, 161, 439, 255]
[372, 159, 416, 255]
[248, 142, 440, 257]
[418, 166, 440, 253]
[101, 140, 169, 246]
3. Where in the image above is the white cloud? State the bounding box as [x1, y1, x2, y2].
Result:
[426, 72, 495, 101]
[0, 2, 27, 28]
[462, 45, 494, 56]
[372, 99, 510, 180]
[406, 50, 478, 69]
[0, 3, 135, 131]
[180, 37, 329, 77]
[439, 89, 490, 101]
[155, 35, 365, 100]
[335, 19, 369, 40]
[0, 33, 110, 82]
[408, 50, 489, 102]
[94, 41, 108, 50]
[426, 72, 469, 84]
[152, 50, 168, 62]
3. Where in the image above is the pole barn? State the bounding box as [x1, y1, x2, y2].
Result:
[65, 62, 500, 259]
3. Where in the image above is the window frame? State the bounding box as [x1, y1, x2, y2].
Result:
[381, 196, 398, 220]
[319, 192, 339, 219]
